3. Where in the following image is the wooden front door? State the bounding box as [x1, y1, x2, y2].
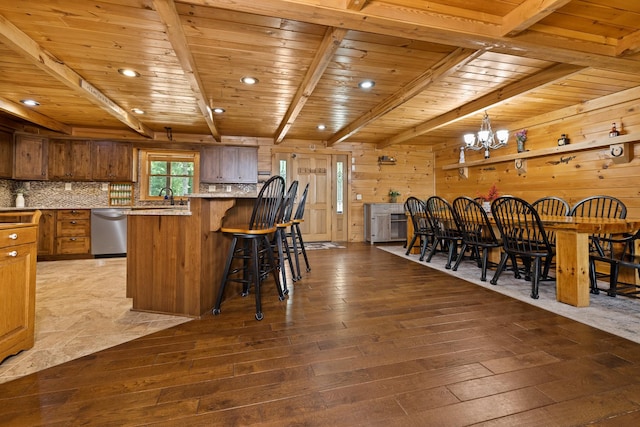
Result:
[291, 152, 332, 242]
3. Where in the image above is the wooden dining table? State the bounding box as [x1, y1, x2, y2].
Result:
[406, 211, 640, 307]
[540, 216, 640, 307]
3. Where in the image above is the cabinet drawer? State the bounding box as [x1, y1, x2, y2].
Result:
[0, 227, 37, 248]
[57, 209, 90, 220]
[56, 219, 91, 237]
[56, 237, 91, 254]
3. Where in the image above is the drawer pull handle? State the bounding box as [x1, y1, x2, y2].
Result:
[70, 221, 77, 224]
[70, 238, 77, 241]
[8, 250, 18, 257]
[8, 233, 18, 240]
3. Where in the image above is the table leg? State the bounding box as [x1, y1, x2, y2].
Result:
[555, 229, 590, 307]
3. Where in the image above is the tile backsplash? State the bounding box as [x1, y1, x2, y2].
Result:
[0, 179, 257, 209]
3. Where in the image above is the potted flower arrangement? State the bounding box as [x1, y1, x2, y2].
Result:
[389, 189, 401, 203]
[477, 183, 499, 212]
[516, 129, 527, 152]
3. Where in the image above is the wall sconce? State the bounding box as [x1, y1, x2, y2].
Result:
[463, 111, 509, 159]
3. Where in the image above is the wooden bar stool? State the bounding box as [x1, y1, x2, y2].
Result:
[288, 183, 311, 280]
[273, 180, 298, 294]
[213, 175, 286, 320]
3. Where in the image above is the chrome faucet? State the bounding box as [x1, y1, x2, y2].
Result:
[158, 187, 174, 205]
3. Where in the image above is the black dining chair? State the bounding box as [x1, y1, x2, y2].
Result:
[532, 196, 570, 217]
[589, 229, 640, 297]
[570, 195, 627, 291]
[404, 196, 434, 261]
[532, 196, 570, 278]
[213, 175, 286, 320]
[424, 196, 463, 269]
[490, 196, 555, 299]
[451, 196, 502, 281]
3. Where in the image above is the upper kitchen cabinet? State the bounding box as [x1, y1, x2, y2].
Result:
[200, 145, 258, 184]
[13, 134, 48, 180]
[91, 140, 133, 181]
[0, 130, 12, 178]
[48, 139, 92, 181]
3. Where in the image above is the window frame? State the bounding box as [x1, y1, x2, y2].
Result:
[139, 149, 200, 202]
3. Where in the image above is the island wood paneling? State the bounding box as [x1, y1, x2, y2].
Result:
[126, 197, 255, 317]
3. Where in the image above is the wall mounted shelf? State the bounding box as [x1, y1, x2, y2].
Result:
[378, 155, 396, 165]
[442, 133, 639, 170]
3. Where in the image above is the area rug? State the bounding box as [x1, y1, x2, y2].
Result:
[304, 242, 346, 250]
[379, 245, 640, 344]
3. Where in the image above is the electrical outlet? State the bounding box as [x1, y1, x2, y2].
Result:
[208, 185, 216, 192]
[225, 185, 232, 192]
[356, 194, 362, 200]
[64, 183, 72, 191]
[101, 183, 109, 191]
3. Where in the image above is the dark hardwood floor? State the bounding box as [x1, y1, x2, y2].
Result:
[2, 243, 640, 426]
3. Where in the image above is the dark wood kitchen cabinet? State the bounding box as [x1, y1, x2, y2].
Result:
[13, 134, 48, 180]
[200, 145, 258, 183]
[37, 209, 56, 257]
[0, 130, 12, 178]
[91, 140, 133, 181]
[37, 209, 91, 259]
[55, 209, 91, 255]
[48, 139, 92, 180]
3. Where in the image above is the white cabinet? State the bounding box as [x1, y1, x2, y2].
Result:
[364, 203, 407, 243]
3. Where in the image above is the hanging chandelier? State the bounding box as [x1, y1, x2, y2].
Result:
[463, 111, 509, 159]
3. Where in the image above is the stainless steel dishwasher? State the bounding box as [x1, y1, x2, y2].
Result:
[91, 208, 128, 256]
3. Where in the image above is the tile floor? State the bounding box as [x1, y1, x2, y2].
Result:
[0, 257, 191, 384]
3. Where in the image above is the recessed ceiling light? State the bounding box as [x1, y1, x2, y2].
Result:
[212, 107, 225, 114]
[240, 76, 258, 85]
[131, 108, 145, 114]
[20, 99, 40, 106]
[358, 80, 375, 89]
[317, 124, 326, 130]
[118, 68, 140, 77]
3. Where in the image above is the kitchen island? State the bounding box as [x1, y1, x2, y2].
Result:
[126, 194, 256, 317]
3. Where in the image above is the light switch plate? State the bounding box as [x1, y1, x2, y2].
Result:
[65, 183, 72, 191]
[101, 183, 109, 191]
[208, 185, 216, 192]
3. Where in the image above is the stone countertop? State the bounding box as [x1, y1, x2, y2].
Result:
[188, 192, 258, 199]
[125, 207, 191, 216]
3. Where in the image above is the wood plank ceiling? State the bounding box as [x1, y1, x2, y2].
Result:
[1, 0, 640, 148]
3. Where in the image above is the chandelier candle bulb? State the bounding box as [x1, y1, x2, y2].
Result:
[462, 111, 509, 159]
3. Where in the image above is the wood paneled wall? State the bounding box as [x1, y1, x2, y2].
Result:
[224, 136, 435, 242]
[433, 88, 640, 217]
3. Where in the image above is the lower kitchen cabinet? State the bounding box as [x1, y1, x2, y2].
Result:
[38, 209, 92, 259]
[0, 215, 39, 363]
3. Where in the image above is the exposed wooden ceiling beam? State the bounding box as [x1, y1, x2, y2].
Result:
[616, 29, 640, 57]
[153, 0, 221, 142]
[183, 0, 640, 73]
[500, 0, 571, 37]
[377, 63, 586, 148]
[274, 26, 347, 144]
[326, 47, 483, 147]
[0, 13, 154, 138]
[0, 96, 72, 134]
[346, 0, 367, 11]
